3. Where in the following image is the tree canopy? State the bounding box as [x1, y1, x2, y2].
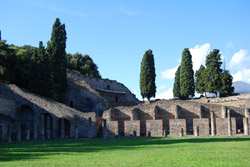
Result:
[173, 66, 180, 97]
[140, 49, 156, 100]
[180, 48, 194, 99]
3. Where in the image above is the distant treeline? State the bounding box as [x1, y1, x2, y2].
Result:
[0, 18, 100, 103]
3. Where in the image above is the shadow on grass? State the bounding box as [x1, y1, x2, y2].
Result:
[0, 137, 250, 162]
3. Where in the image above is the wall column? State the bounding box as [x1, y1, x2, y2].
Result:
[41, 115, 45, 140]
[199, 105, 202, 119]
[16, 122, 21, 142]
[7, 125, 11, 144]
[25, 122, 30, 141]
[175, 105, 179, 119]
[244, 118, 249, 136]
[245, 108, 250, 118]
[33, 119, 37, 140]
[221, 106, 227, 118]
[2, 124, 7, 141]
[227, 110, 232, 136]
[210, 111, 215, 136]
[74, 124, 78, 140]
[70, 122, 74, 138]
[60, 119, 65, 139]
[47, 116, 51, 139]
[52, 119, 57, 139]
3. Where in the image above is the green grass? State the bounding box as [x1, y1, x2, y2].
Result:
[0, 137, 250, 167]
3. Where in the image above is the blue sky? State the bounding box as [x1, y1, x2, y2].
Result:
[1, 0, 250, 99]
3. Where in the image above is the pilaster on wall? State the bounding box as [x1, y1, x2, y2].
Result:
[210, 111, 215, 136]
[174, 105, 179, 119]
[169, 119, 186, 136]
[221, 106, 227, 118]
[124, 120, 140, 137]
[146, 120, 163, 136]
[243, 118, 249, 136]
[227, 110, 232, 136]
[199, 105, 202, 119]
[245, 108, 250, 118]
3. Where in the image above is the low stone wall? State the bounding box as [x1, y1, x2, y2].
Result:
[216, 118, 236, 136]
[124, 120, 140, 136]
[102, 120, 118, 138]
[169, 119, 186, 136]
[193, 118, 210, 136]
[146, 120, 163, 136]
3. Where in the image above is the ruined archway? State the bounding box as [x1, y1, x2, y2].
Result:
[17, 105, 34, 140]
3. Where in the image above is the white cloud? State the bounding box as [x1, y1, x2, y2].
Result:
[155, 88, 173, 99]
[229, 50, 250, 83]
[232, 71, 243, 82]
[161, 66, 178, 79]
[189, 43, 210, 72]
[229, 49, 249, 69]
[161, 43, 210, 80]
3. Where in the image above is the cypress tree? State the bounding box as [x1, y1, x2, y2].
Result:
[220, 70, 234, 97]
[48, 18, 67, 102]
[140, 49, 156, 101]
[204, 49, 222, 96]
[173, 66, 180, 97]
[195, 64, 206, 95]
[180, 48, 194, 99]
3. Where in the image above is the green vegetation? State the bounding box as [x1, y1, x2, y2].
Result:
[0, 18, 101, 102]
[174, 48, 234, 99]
[180, 48, 195, 99]
[0, 137, 250, 167]
[140, 49, 156, 100]
[66, 53, 101, 78]
[195, 64, 206, 95]
[173, 65, 180, 97]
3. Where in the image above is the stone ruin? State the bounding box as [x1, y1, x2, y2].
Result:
[1, 70, 250, 143]
[0, 84, 97, 143]
[102, 100, 250, 138]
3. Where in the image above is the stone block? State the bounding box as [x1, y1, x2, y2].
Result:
[169, 119, 186, 136]
[146, 120, 163, 136]
[103, 120, 118, 138]
[124, 120, 140, 137]
[216, 118, 236, 136]
[193, 118, 209, 136]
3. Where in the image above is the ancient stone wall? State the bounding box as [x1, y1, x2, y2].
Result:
[146, 120, 163, 136]
[66, 79, 107, 116]
[216, 118, 236, 136]
[0, 84, 97, 143]
[169, 119, 186, 136]
[193, 118, 210, 136]
[124, 120, 140, 136]
[67, 70, 138, 105]
[102, 120, 118, 138]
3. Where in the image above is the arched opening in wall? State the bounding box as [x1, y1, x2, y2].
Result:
[17, 105, 34, 140]
[43, 113, 53, 139]
[64, 119, 70, 138]
[107, 85, 110, 90]
[58, 118, 71, 138]
[115, 97, 119, 102]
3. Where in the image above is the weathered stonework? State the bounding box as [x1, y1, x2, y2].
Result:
[124, 120, 140, 136]
[146, 120, 163, 136]
[169, 119, 186, 136]
[102, 120, 118, 138]
[0, 84, 97, 143]
[243, 118, 250, 135]
[193, 118, 210, 136]
[216, 118, 236, 136]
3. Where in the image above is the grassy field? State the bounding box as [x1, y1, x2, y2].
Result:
[0, 137, 250, 167]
